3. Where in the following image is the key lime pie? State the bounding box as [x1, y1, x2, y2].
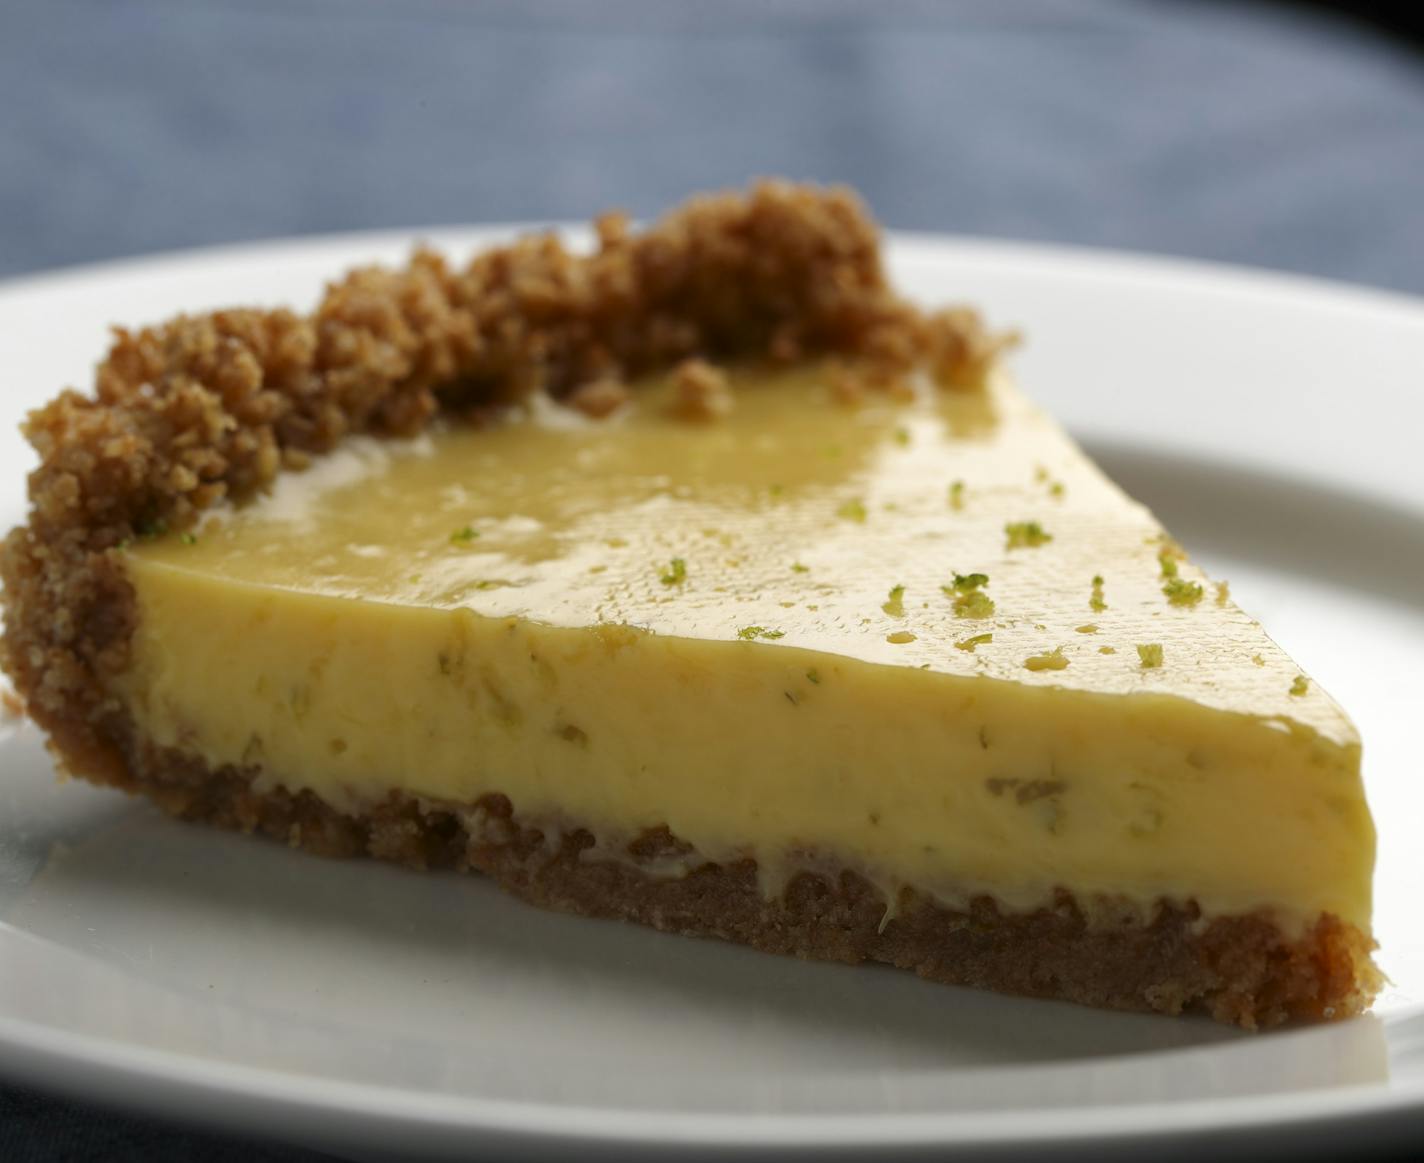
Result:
[0, 183, 1378, 1026]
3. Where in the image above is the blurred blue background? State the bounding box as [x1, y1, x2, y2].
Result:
[3, 0, 1423, 294]
[2, 2, 1424, 1161]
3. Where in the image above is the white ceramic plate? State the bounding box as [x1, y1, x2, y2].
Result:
[1, 231, 1422, 1161]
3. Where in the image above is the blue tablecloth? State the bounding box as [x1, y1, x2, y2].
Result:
[2, 1, 1422, 1158]
[4, 0, 1424, 294]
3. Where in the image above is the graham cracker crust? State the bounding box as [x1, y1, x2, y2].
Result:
[106, 726, 1377, 1031]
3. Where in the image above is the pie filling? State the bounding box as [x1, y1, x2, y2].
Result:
[115, 367, 1373, 939]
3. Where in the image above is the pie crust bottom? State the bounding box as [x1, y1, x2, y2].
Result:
[81, 723, 1380, 1030]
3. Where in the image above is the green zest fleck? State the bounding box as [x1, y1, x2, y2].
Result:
[882, 584, 906, 617]
[790, 562, 810, 574]
[893, 426, 911, 446]
[450, 525, 479, 545]
[1215, 580, 1231, 607]
[1005, 521, 1052, 550]
[837, 498, 868, 523]
[769, 483, 785, 497]
[1162, 578, 1205, 607]
[1290, 675, 1310, 697]
[1036, 465, 1066, 497]
[737, 626, 785, 641]
[180, 532, 198, 546]
[1089, 574, 1107, 613]
[948, 480, 965, 511]
[942, 572, 995, 619]
[1137, 643, 1164, 669]
[1157, 549, 1179, 579]
[953, 592, 995, 619]
[1023, 648, 1069, 672]
[805, 668, 821, 685]
[955, 632, 994, 653]
[660, 557, 688, 586]
[136, 518, 168, 540]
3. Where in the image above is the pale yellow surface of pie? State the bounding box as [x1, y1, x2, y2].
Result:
[116, 367, 1374, 933]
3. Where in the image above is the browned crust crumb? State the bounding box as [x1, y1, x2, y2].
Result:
[830, 356, 924, 408]
[1, 181, 1005, 780]
[101, 727, 1381, 1029]
[0, 688, 24, 719]
[924, 307, 1021, 391]
[566, 378, 631, 419]
[831, 361, 871, 408]
[670, 357, 733, 421]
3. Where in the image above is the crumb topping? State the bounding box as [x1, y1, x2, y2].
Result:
[567, 378, 632, 419]
[670, 358, 734, 422]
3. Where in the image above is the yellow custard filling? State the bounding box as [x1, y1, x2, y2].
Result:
[115, 368, 1374, 932]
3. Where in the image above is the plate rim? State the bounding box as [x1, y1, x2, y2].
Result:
[0, 1008, 1420, 1156]
[2, 226, 1422, 1156]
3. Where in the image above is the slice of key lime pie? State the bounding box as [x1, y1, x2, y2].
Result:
[1, 183, 1378, 1026]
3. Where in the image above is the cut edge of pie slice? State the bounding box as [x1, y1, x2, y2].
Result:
[0, 181, 1379, 1027]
